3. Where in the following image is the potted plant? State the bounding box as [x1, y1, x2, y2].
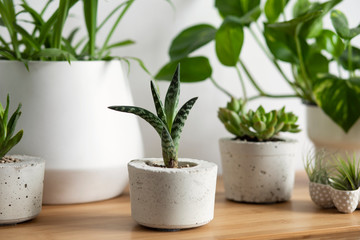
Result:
[0, 0, 166, 204]
[155, 0, 360, 160]
[108, 65, 218, 230]
[306, 152, 360, 213]
[0, 95, 45, 225]
[218, 97, 300, 203]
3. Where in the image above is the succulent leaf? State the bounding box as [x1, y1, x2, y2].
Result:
[164, 64, 180, 130]
[161, 127, 177, 168]
[150, 80, 167, 125]
[108, 106, 165, 136]
[171, 97, 198, 149]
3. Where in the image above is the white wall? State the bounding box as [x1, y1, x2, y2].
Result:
[15, 0, 360, 173]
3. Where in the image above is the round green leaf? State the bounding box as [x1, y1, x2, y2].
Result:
[155, 57, 212, 83]
[215, 0, 260, 21]
[331, 10, 360, 40]
[292, 0, 311, 18]
[316, 29, 344, 57]
[339, 46, 360, 70]
[305, 52, 329, 80]
[265, 0, 289, 23]
[215, 21, 244, 66]
[169, 24, 216, 61]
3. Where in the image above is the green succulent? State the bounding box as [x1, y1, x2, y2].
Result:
[109, 65, 198, 168]
[0, 95, 23, 159]
[329, 154, 360, 191]
[218, 98, 300, 141]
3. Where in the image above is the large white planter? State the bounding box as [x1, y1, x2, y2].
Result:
[219, 138, 297, 203]
[128, 158, 217, 230]
[0, 60, 143, 204]
[306, 105, 360, 158]
[0, 155, 45, 225]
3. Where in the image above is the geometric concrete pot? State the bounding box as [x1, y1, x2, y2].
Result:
[0, 155, 45, 225]
[330, 188, 359, 214]
[219, 137, 297, 203]
[309, 182, 334, 208]
[128, 158, 218, 230]
[0, 60, 143, 204]
[306, 105, 360, 161]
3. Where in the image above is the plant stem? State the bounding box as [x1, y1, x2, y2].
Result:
[235, 65, 247, 101]
[210, 77, 234, 98]
[99, 0, 134, 58]
[248, 93, 298, 101]
[250, 26, 296, 90]
[238, 58, 265, 95]
[347, 40, 354, 78]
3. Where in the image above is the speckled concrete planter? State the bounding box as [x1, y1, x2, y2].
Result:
[0, 155, 45, 225]
[309, 182, 360, 214]
[219, 138, 297, 203]
[128, 158, 217, 230]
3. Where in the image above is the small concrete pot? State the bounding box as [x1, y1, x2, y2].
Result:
[309, 182, 334, 208]
[330, 188, 359, 214]
[0, 155, 45, 225]
[219, 138, 297, 203]
[128, 158, 217, 230]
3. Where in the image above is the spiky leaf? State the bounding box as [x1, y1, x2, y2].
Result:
[164, 64, 180, 130]
[150, 81, 167, 125]
[171, 97, 198, 149]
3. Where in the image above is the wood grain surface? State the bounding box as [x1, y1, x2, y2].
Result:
[2, 172, 360, 240]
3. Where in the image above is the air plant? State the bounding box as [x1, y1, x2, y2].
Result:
[304, 150, 331, 185]
[329, 154, 360, 191]
[0, 95, 23, 159]
[218, 98, 300, 141]
[109, 64, 197, 168]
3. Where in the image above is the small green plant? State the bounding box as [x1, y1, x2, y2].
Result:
[0, 95, 23, 159]
[304, 150, 330, 185]
[218, 98, 300, 141]
[329, 154, 360, 191]
[108, 65, 197, 168]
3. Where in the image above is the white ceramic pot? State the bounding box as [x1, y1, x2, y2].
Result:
[306, 105, 360, 158]
[219, 138, 297, 203]
[128, 158, 217, 230]
[0, 60, 143, 204]
[309, 182, 334, 208]
[0, 155, 45, 225]
[330, 188, 359, 214]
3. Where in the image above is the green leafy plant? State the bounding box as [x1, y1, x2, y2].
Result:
[0, 0, 154, 70]
[156, 0, 360, 133]
[329, 154, 360, 191]
[108, 65, 198, 168]
[304, 150, 330, 185]
[218, 98, 300, 141]
[0, 95, 23, 159]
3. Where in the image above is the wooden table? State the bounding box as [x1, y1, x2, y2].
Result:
[2, 172, 360, 240]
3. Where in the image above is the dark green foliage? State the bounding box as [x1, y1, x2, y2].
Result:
[0, 95, 23, 159]
[109, 65, 198, 168]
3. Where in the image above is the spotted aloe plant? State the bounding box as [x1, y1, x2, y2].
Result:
[109, 65, 198, 168]
[0, 95, 23, 159]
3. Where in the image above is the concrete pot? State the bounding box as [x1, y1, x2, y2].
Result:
[330, 188, 359, 214]
[0, 155, 45, 225]
[306, 105, 360, 159]
[0, 60, 143, 204]
[128, 158, 217, 230]
[219, 138, 297, 203]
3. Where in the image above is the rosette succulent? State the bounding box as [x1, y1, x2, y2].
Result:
[109, 65, 197, 168]
[0, 95, 23, 159]
[218, 98, 300, 141]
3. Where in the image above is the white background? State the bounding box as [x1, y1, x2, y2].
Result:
[12, 0, 360, 172]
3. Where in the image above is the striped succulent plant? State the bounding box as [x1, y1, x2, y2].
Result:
[109, 65, 198, 168]
[0, 95, 23, 159]
[218, 98, 300, 141]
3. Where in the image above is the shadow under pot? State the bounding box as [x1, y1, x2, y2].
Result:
[219, 138, 297, 203]
[0, 155, 45, 225]
[127, 158, 218, 230]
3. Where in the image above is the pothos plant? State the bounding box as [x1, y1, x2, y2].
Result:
[155, 0, 360, 133]
[109, 65, 197, 168]
[0, 0, 165, 70]
[0, 95, 23, 160]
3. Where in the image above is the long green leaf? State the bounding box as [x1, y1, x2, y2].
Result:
[6, 103, 21, 142]
[150, 80, 167, 125]
[108, 106, 165, 136]
[171, 97, 198, 149]
[13, 23, 41, 51]
[0, 130, 23, 158]
[164, 64, 180, 130]
[105, 39, 135, 50]
[83, 0, 97, 59]
[161, 127, 177, 168]
[169, 24, 216, 61]
[52, 0, 70, 49]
